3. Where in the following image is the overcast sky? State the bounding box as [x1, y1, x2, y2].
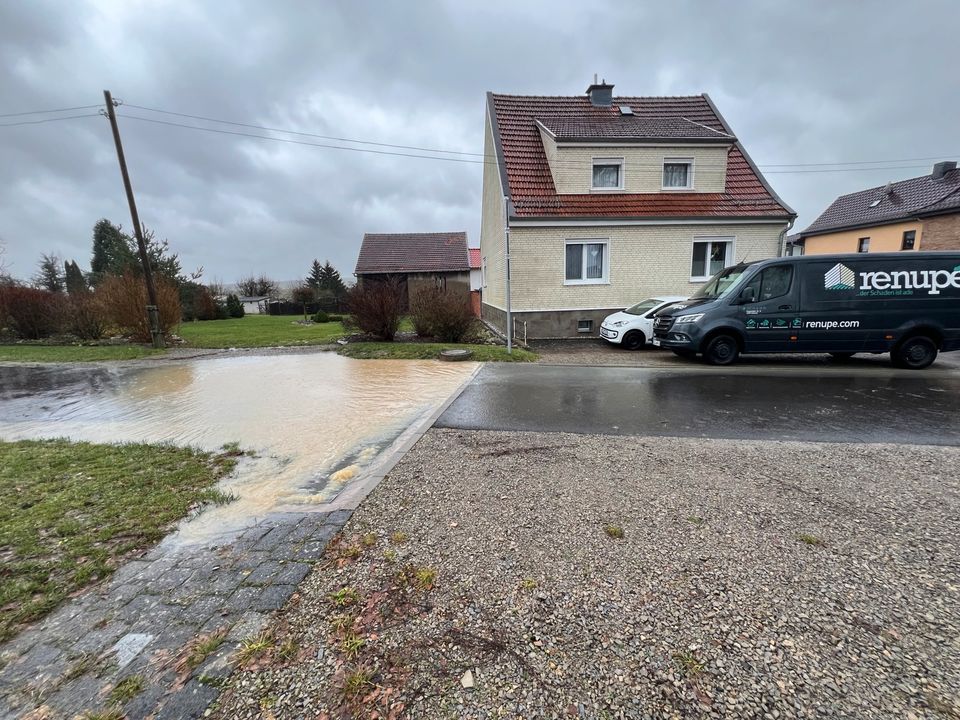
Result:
[1, 0, 957, 284]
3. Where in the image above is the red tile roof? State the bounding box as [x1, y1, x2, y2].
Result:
[355, 232, 469, 274]
[489, 93, 793, 220]
[468, 248, 481, 269]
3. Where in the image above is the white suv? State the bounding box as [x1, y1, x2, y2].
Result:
[599, 296, 687, 350]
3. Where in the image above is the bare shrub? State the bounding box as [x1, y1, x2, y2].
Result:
[0, 286, 66, 339]
[410, 286, 476, 342]
[345, 277, 403, 341]
[97, 272, 181, 342]
[66, 293, 108, 340]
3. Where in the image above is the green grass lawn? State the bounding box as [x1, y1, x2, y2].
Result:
[177, 315, 346, 348]
[0, 439, 239, 641]
[338, 342, 538, 362]
[0, 345, 163, 363]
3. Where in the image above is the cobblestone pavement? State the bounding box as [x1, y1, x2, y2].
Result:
[0, 510, 350, 720]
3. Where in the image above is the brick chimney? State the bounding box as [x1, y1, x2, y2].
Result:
[931, 160, 957, 180]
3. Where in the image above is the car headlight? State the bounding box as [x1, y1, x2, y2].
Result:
[674, 313, 704, 324]
[610, 320, 627, 327]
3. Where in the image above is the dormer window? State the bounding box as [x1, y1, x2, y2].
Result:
[592, 158, 624, 191]
[663, 158, 694, 190]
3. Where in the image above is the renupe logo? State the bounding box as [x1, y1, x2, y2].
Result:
[824, 263, 856, 290]
[825, 263, 960, 295]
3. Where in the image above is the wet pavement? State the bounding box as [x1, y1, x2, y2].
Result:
[437, 363, 960, 445]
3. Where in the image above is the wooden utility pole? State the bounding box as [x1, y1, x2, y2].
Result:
[103, 89, 164, 349]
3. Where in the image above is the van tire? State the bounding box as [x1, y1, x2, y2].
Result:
[702, 334, 740, 366]
[621, 331, 645, 351]
[892, 335, 938, 370]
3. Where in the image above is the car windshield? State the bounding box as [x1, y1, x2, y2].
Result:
[623, 298, 661, 315]
[690, 264, 753, 300]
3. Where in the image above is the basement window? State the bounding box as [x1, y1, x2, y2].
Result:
[577, 319, 593, 333]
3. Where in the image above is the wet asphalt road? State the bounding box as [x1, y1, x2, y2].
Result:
[436, 363, 960, 445]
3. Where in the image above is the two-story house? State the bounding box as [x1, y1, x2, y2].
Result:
[478, 81, 795, 339]
[789, 161, 960, 256]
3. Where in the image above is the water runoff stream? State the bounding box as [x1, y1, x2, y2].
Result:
[0, 353, 476, 544]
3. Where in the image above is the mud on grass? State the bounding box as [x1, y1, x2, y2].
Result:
[0, 439, 239, 641]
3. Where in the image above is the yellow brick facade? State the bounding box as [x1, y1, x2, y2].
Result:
[802, 221, 923, 254]
[479, 111, 507, 308]
[538, 127, 729, 194]
[500, 222, 787, 311]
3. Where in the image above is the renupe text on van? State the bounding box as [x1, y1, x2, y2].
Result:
[652, 252, 960, 369]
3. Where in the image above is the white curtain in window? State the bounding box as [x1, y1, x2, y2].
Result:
[593, 165, 620, 188]
[585, 243, 604, 279]
[709, 242, 728, 275]
[663, 163, 689, 188]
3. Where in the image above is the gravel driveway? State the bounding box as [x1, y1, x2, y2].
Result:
[212, 429, 960, 719]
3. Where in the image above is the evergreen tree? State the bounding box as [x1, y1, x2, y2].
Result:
[90, 219, 136, 284]
[64, 260, 87, 294]
[225, 293, 245, 318]
[307, 259, 324, 296]
[33, 253, 64, 293]
[320, 260, 346, 298]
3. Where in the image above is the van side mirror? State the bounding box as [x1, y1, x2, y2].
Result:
[739, 288, 757, 305]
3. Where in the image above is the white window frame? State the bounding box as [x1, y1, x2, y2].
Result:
[564, 239, 610, 285]
[662, 157, 695, 190]
[690, 236, 735, 282]
[591, 157, 625, 192]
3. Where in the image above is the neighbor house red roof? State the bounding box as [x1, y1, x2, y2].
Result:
[489, 93, 794, 220]
[468, 248, 481, 269]
[355, 232, 470, 274]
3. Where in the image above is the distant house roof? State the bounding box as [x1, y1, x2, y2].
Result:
[536, 115, 734, 143]
[468, 248, 481, 269]
[488, 90, 794, 220]
[355, 232, 470, 274]
[800, 163, 960, 237]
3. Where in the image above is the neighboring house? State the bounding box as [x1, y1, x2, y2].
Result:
[469, 248, 483, 290]
[793, 161, 960, 255]
[354, 232, 471, 306]
[478, 80, 795, 339]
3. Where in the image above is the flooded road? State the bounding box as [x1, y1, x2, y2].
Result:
[0, 354, 476, 543]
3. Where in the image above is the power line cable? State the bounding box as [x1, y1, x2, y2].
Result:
[113, 115, 945, 176]
[122, 102, 487, 157]
[0, 104, 101, 119]
[0, 112, 102, 127]
[123, 101, 957, 170]
[116, 113, 493, 164]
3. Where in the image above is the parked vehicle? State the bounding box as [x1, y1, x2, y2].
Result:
[599, 296, 687, 350]
[652, 252, 960, 369]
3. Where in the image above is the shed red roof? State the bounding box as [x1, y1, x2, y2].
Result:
[489, 93, 793, 220]
[468, 248, 481, 269]
[355, 232, 469, 274]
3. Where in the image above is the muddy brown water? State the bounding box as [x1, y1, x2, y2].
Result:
[0, 354, 476, 544]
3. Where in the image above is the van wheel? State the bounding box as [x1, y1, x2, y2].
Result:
[672, 349, 696, 360]
[892, 335, 938, 369]
[829, 352, 856, 360]
[703, 334, 740, 366]
[621, 331, 645, 351]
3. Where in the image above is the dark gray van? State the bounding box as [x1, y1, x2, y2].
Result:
[652, 252, 960, 369]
